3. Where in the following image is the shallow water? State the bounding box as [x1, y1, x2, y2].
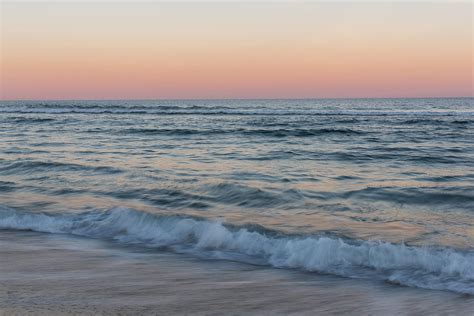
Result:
[1, 230, 473, 315]
[1, 98, 473, 299]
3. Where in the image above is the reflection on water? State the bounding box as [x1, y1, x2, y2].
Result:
[0, 98, 474, 296]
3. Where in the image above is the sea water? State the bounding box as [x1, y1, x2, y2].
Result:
[1, 98, 473, 312]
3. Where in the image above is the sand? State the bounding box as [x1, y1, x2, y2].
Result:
[0, 230, 472, 315]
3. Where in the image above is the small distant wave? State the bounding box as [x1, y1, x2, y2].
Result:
[0, 206, 472, 295]
[344, 186, 474, 206]
[452, 120, 472, 125]
[0, 181, 15, 193]
[121, 127, 364, 137]
[402, 119, 442, 124]
[241, 128, 365, 137]
[402, 118, 474, 125]
[6, 117, 56, 123]
[325, 151, 473, 165]
[0, 103, 232, 114]
[2, 105, 474, 117]
[202, 183, 303, 208]
[0, 160, 123, 175]
[101, 183, 300, 209]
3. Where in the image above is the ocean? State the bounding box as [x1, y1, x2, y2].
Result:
[1, 98, 473, 314]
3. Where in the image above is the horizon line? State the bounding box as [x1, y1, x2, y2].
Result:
[1, 96, 473, 102]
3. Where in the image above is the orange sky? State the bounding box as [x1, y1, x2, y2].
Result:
[0, 1, 472, 100]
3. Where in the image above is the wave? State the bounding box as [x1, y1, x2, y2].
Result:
[0, 160, 123, 175]
[0, 205, 472, 295]
[121, 127, 364, 137]
[2, 106, 474, 117]
[400, 119, 438, 124]
[0, 181, 15, 193]
[343, 186, 474, 206]
[1, 103, 233, 112]
[101, 183, 300, 209]
[6, 117, 57, 123]
[401, 118, 474, 125]
[202, 183, 302, 208]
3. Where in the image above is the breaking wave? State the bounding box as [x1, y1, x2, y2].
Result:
[0, 205, 472, 295]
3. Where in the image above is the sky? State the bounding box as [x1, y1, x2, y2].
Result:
[0, 1, 472, 100]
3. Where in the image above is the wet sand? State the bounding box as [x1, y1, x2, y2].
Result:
[0, 230, 472, 315]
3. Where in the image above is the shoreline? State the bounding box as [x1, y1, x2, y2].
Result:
[1, 230, 472, 315]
